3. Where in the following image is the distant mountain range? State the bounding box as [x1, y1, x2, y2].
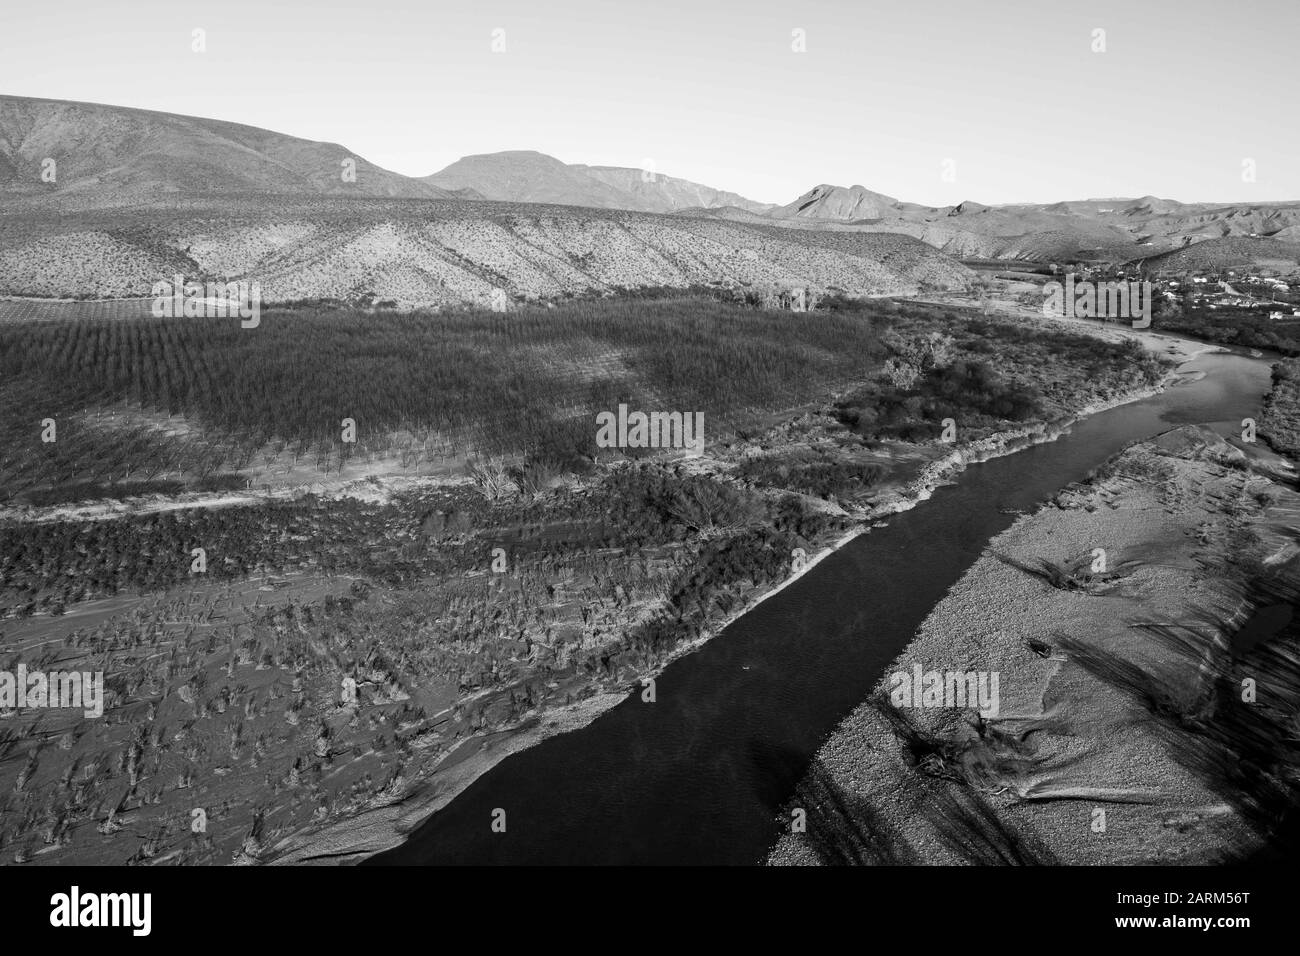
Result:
[3, 94, 1300, 272]
[0, 96, 773, 216]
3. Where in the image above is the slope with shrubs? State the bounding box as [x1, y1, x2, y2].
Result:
[0, 197, 973, 305]
[1260, 358, 1300, 458]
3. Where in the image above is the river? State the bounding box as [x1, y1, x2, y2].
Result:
[366, 346, 1273, 865]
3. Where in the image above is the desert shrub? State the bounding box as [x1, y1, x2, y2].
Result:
[834, 357, 1039, 442]
[20, 479, 185, 507]
[882, 329, 954, 374]
[1260, 359, 1300, 458]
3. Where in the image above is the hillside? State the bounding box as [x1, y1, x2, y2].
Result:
[1130, 236, 1300, 273]
[424, 150, 773, 214]
[422, 150, 634, 208]
[1120, 195, 1185, 217]
[761, 185, 1149, 260]
[0, 197, 973, 306]
[759, 180, 1300, 263]
[0, 95, 454, 201]
[572, 165, 774, 215]
[772, 184, 909, 221]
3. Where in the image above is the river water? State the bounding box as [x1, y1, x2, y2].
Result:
[367, 347, 1272, 865]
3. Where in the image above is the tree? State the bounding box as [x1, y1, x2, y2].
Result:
[881, 330, 955, 390]
[467, 458, 514, 500]
[883, 357, 920, 390]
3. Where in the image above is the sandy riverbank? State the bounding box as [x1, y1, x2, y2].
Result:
[769, 424, 1300, 865]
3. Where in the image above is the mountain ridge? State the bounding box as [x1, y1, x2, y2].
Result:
[0, 94, 455, 200]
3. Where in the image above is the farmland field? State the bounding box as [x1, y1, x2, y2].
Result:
[0, 294, 1165, 504]
[0, 297, 157, 322]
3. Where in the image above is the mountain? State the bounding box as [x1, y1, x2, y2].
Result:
[0, 97, 774, 216]
[770, 184, 905, 221]
[5, 94, 1297, 273]
[1121, 195, 1184, 216]
[571, 166, 774, 215]
[764, 186, 1139, 260]
[424, 151, 773, 214]
[0, 95, 455, 201]
[422, 150, 633, 208]
[761, 180, 1300, 263]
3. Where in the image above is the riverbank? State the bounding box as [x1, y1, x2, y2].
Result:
[858, 313, 1216, 520]
[1260, 357, 1300, 458]
[768, 423, 1300, 865]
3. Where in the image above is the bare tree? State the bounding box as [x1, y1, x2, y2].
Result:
[466, 457, 515, 500]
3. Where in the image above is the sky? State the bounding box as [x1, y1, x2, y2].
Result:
[2, 0, 1296, 205]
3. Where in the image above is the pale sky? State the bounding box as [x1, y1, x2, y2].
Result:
[3, 0, 1295, 205]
